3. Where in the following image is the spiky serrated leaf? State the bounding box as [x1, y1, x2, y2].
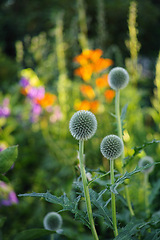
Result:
[124, 140, 160, 167]
[88, 171, 110, 187]
[111, 163, 159, 194]
[113, 219, 147, 240]
[18, 191, 90, 228]
[13, 228, 54, 240]
[0, 145, 18, 173]
[89, 188, 112, 228]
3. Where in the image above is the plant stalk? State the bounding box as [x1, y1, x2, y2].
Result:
[79, 140, 99, 240]
[115, 90, 135, 216]
[50, 233, 54, 240]
[144, 173, 150, 216]
[110, 159, 118, 237]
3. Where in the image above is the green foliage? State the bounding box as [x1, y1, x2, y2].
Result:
[0, 0, 160, 239]
[13, 228, 55, 240]
[0, 145, 18, 173]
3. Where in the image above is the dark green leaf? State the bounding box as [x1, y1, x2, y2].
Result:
[0, 145, 18, 173]
[0, 216, 6, 228]
[0, 174, 9, 183]
[149, 179, 160, 204]
[13, 228, 54, 240]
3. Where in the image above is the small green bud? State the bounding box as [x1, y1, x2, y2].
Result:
[138, 156, 154, 174]
[43, 212, 62, 231]
[69, 110, 97, 140]
[108, 67, 129, 90]
[100, 134, 124, 160]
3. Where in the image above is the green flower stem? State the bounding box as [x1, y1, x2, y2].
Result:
[115, 90, 135, 216]
[144, 173, 150, 216]
[110, 159, 118, 237]
[50, 234, 54, 240]
[79, 140, 99, 240]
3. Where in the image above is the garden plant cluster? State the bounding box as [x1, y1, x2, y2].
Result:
[0, 0, 160, 240]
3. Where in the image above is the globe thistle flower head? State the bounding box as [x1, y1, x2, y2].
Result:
[100, 134, 124, 160]
[43, 212, 63, 231]
[108, 67, 129, 90]
[138, 156, 154, 174]
[69, 110, 97, 140]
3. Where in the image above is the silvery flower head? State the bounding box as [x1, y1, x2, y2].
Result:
[138, 156, 154, 174]
[100, 134, 124, 160]
[108, 67, 129, 90]
[43, 212, 63, 231]
[69, 110, 97, 140]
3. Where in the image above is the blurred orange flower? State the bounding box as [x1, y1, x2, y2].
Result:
[74, 99, 100, 113]
[96, 74, 109, 88]
[74, 64, 93, 81]
[37, 93, 57, 108]
[93, 58, 113, 73]
[88, 49, 103, 63]
[104, 90, 115, 102]
[74, 49, 113, 82]
[74, 100, 90, 111]
[74, 49, 103, 65]
[90, 100, 100, 113]
[80, 85, 95, 100]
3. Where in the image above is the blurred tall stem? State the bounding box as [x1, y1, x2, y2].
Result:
[79, 140, 99, 240]
[77, 0, 88, 50]
[55, 13, 71, 121]
[115, 90, 135, 216]
[50, 233, 54, 240]
[125, 1, 141, 85]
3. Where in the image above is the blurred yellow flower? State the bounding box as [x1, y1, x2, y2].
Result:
[74, 100, 90, 111]
[20, 68, 41, 87]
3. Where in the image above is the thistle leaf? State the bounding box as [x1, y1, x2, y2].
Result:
[18, 191, 90, 228]
[111, 163, 159, 194]
[124, 139, 160, 167]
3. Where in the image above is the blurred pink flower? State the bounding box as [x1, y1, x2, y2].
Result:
[0, 181, 18, 207]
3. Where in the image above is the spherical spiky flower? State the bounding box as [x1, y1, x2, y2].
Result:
[138, 156, 154, 174]
[100, 135, 124, 160]
[108, 67, 129, 90]
[69, 110, 97, 140]
[43, 212, 62, 231]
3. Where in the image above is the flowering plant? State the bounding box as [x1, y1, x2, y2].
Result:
[74, 49, 115, 113]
